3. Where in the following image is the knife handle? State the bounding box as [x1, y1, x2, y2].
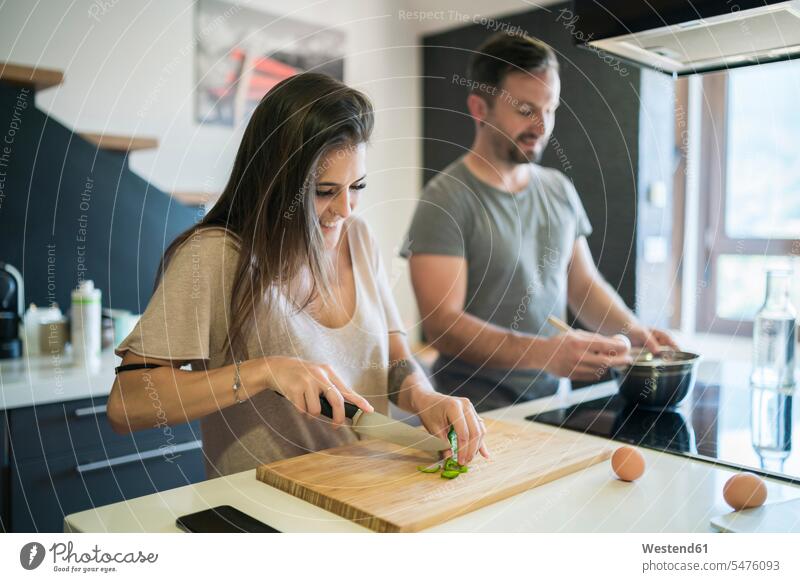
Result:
[319, 396, 361, 420]
[273, 391, 361, 419]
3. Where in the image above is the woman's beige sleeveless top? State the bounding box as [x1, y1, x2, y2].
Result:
[116, 216, 405, 478]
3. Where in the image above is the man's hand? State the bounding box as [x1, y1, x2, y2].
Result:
[541, 330, 633, 382]
[626, 325, 679, 353]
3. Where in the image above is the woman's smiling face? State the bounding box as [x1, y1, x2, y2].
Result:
[314, 143, 367, 250]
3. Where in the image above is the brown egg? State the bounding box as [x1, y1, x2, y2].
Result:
[723, 473, 767, 510]
[611, 446, 645, 481]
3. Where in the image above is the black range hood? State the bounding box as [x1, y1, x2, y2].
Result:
[571, 0, 800, 75]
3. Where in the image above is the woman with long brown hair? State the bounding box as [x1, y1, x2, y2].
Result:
[107, 73, 489, 478]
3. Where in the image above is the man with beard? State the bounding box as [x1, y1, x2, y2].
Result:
[402, 32, 677, 412]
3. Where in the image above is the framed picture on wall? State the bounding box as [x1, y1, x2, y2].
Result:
[194, 0, 345, 127]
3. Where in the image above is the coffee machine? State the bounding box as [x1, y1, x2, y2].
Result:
[0, 262, 24, 359]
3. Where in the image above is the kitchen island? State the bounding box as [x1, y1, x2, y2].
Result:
[64, 361, 800, 533]
[1, 350, 206, 532]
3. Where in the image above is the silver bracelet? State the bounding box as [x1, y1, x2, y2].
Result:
[232, 360, 245, 404]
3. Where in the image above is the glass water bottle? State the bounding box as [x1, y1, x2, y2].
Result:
[750, 386, 793, 472]
[751, 270, 797, 390]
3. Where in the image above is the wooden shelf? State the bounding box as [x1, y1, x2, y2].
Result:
[0, 62, 63, 90]
[79, 132, 158, 153]
[171, 191, 219, 206]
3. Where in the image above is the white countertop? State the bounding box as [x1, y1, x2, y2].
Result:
[64, 362, 800, 533]
[0, 349, 119, 410]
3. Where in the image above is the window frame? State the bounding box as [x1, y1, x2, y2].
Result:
[695, 71, 799, 336]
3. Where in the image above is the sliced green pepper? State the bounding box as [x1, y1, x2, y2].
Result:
[448, 426, 458, 458]
[417, 426, 470, 479]
[443, 458, 460, 472]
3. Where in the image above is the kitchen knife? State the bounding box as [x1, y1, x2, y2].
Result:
[274, 391, 450, 453]
[318, 397, 451, 453]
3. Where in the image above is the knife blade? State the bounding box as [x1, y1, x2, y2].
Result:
[272, 391, 451, 453]
[320, 397, 451, 453]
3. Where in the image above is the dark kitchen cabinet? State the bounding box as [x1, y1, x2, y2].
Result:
[2, 396, 205, 532]
[1, 411, 9, 532]
[10, 442, 204, 532]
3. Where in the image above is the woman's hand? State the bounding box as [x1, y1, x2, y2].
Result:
[412, 390, 490, 465]
[261, 356, 374, 427]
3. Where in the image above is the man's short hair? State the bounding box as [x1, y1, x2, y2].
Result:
[467, 32, 559, 99]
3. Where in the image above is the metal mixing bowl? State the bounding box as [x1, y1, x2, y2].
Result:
[611, 350, 701, 409]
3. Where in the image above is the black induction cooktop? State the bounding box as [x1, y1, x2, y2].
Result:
[527, 381, 800, 484]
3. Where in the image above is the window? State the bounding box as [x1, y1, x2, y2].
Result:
[696, 60, 800, 335]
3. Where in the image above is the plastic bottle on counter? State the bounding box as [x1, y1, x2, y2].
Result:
[23, 303, 63, 357]
[71, 280, 102, 371]
[23, 303, 40, 357]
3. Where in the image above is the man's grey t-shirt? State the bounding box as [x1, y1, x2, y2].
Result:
[402, 156, 592, 411]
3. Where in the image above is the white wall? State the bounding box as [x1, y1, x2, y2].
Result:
[0, 0, 541, 334]
[406, 0, 561, 35]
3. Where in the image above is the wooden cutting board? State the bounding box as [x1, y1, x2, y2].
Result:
[256, 419, 612, 532]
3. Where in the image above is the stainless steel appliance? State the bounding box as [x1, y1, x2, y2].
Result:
[572, 0, 800, 75]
